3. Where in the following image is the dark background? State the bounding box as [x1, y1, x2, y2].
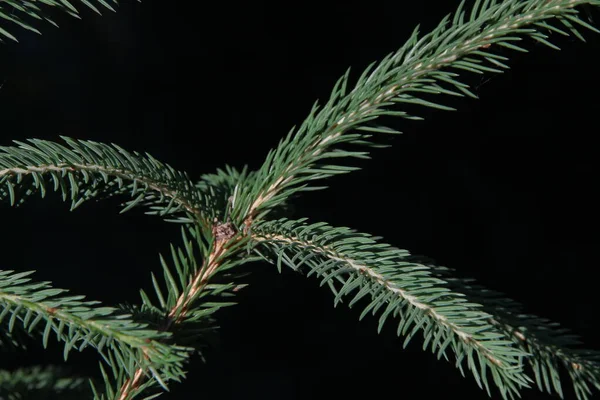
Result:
[1, 1, 599, 399]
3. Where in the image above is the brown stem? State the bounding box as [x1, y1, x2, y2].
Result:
[116, 222, 237, 400]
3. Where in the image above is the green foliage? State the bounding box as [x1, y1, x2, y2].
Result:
[251, 218, 530, 398]
[2, 0, 600, 399]
[0, 269, 190, 398]
[427, 263, 600, 399]
[0, 137, 204, 224]
[231, 0, 600, 226]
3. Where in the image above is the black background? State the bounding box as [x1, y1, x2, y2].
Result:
[1, 1, 599, 399]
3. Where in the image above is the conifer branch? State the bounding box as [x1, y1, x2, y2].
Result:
[2, 0, 600, 398]
[250, 218, 532, 399]
[425, 263, 600, 399]
[251, 217, 600, 399]
[0, 137, 217, 397]
[234, 0, 600, 230]
[0, 140, 252, 398]
[0, 137, 207, 225]
[0, 269, 189, 397]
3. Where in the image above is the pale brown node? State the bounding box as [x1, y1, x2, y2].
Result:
[212, 219, 237, 242]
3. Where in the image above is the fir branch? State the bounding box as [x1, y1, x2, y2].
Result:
[0, 139, 252, 398]
[0, 269, 190, 397]
[423, 262, 600, 400]
[250, 218, 532, 400]
[0, 137, 207, 226]
[0, 0, 122, 43]
[2, 0, 600, 398]
[234, 0, 600, 230]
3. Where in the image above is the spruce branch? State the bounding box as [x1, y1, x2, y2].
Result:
[0, 139, 253, 399]
[250, 218, 533, 399]
[251, 217, 600, 399]
[0, 269, 190, 397]
[2, 0, 599, 398]
[234, 0, 600, 230]
[0, 0, 122, 43]
[0, 137, 208, 226]
[423, 263, 600, 400]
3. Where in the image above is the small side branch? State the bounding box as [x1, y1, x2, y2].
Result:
[115, 221, 239, 399]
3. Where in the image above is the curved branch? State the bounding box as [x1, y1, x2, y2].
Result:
[0, 137, 208, 226]
[425, 262, 600, 400]
[0, 269, 189, 391]
[250, 218, 531, 399]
